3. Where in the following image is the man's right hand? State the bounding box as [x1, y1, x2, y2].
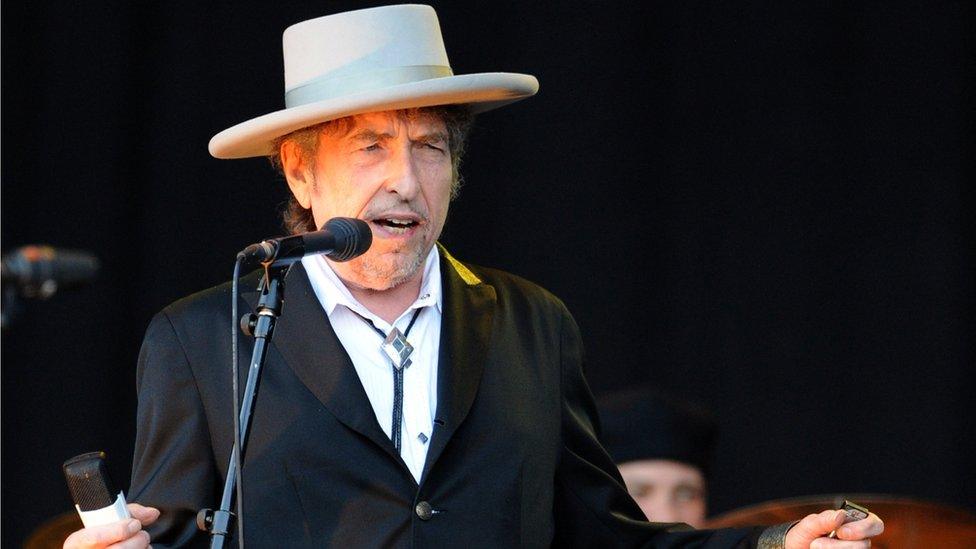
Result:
[63, 503, 159, 549]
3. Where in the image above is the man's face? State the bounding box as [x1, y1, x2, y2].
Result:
[617, 459, 707, 527]
[287, 110, 454, 290]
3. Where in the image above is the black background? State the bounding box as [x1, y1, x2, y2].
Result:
[2, 1, 974, 545]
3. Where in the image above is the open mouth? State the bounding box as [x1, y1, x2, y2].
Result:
[371, 217, 421, 233]
[374, 218, 419, 228]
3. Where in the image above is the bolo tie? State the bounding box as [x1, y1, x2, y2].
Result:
[353, 307, 423, 453]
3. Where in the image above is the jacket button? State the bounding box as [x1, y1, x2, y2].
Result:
[415, 501, 433, 520]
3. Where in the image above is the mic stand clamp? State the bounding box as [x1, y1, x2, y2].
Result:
[196, 508, 233, 538]
[198, 260, 292, 548]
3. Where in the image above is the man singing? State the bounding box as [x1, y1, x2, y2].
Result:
[65, 5, 882, 548]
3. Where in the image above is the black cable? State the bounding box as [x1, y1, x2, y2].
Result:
[231, 254, 245, 549]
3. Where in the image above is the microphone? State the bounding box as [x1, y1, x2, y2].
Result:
[0, 245, 100, 299]
[63, 451, 131, 528]
[239, 217, 372, 265]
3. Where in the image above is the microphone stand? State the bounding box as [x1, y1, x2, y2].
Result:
[197, 260, 291, 548]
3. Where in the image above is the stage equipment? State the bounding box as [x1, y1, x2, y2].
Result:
[1, 245, 100, 328]
[239, 217, 371, 265]
[63, 452, 130, 528]
[197, 218, 372, 549]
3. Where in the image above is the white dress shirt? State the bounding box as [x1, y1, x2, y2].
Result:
[301, 247, 442, 483]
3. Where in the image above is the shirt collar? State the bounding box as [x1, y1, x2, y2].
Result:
[302, 245, 442, 320]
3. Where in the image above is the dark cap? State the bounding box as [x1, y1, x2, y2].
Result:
[596, 387, 717, 476]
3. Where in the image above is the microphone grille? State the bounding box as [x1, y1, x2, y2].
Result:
[63, 451, 117, 511]
[324, 218, 372, 262]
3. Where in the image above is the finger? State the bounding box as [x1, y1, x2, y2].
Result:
[63, 519, 142, 548]
[810, 537, 870, 548]
[126, 504, 161, 525]
[106, 530, 150, 549]
[63, 529, 91, 549]
[835, 512, 884, 540]
[793, 510, 847, 541]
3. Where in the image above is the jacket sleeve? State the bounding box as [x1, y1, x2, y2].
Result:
[551, 305, 763, 548]
[129, 310, 216, 548]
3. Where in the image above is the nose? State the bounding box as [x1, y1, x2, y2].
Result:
[638, 496, 679, 524]
[383, 146, 421, 200]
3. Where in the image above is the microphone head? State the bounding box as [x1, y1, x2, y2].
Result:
[323, 217, 372, 262]
[1, 245, 100, 298]
[63, 451, 117, 512]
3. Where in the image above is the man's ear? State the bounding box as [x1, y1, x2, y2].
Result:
[280, 140, 313, 209]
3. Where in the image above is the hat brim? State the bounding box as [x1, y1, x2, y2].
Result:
[208, 72, 538, 159]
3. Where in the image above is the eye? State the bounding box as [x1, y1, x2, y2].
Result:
[628, 484, 652, 498]
[673, 485, 703, 503]
[362, 143, 381, 152]
[417, 140, 446, 153]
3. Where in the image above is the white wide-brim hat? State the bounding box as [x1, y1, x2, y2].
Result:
[209, 4, 539, 159]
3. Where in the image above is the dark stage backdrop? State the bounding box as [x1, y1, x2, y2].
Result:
[3, 1, 973, 545]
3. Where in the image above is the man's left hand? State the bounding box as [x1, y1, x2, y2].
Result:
[785, 509, 884, 548]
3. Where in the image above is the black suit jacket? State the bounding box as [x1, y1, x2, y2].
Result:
[129, 248, 761, 547]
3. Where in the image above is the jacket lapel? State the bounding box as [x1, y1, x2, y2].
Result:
[240, 250, 495, 484]
[241, 263, 408, 469]
[421, 246, 496, 483]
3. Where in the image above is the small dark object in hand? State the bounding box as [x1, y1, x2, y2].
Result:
[828, 500, 870, 539]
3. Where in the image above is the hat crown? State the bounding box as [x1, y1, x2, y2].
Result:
[209, 3, 538, 159]
[282, 4, 450, 93]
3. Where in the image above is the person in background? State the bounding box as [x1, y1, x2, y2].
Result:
[598, 387, 716, 527]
